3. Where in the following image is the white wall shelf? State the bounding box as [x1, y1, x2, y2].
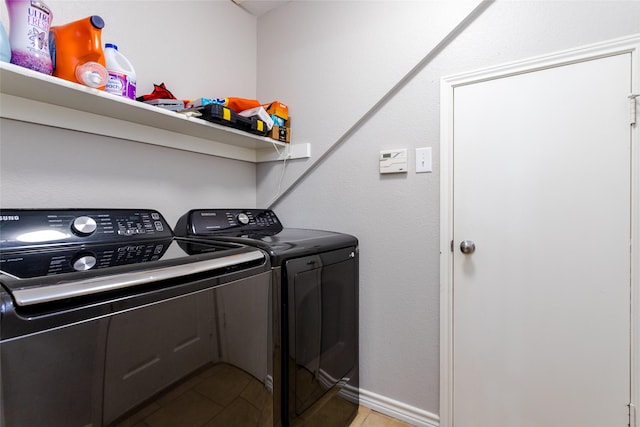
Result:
[0, 62, 309, 163]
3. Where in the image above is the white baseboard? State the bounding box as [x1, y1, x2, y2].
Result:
[358, 388, 440, 427]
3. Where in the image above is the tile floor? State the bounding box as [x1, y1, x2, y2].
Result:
[350, 407, 415, 427]
[110, 363, 272, 427]
[110, 361, 414, 427]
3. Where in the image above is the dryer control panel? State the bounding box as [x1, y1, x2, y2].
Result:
[176, 209, 283, 237]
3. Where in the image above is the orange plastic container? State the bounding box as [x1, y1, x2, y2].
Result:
[49, 16, 107, 89]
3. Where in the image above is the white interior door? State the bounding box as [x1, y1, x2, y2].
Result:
[446, 50, 633, 427]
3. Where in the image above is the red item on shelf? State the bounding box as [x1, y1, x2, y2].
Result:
[136, 82, 176, 102]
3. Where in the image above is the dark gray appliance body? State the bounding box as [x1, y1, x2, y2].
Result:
[175, 209, 359, 427]
[0, 209, 273, 427]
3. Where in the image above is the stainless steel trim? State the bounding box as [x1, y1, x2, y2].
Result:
[12, 250, 265, 307]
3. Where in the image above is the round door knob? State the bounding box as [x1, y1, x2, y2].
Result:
[460, 240, 476, 254]
[71, 216, 98, 236]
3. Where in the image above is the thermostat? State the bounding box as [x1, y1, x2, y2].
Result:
[379, 149, 408, 174]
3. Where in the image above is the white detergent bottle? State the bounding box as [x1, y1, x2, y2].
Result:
[104, 43, 136, 99]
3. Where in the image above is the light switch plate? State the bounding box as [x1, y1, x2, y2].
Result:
[416, 147, 432, 173]
[380, 149, 408, 174]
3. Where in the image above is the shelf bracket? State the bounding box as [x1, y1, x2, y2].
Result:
[256, 142, 311, 163]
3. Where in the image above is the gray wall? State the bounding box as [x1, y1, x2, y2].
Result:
[0, 120, 257, 223]
[255, 0, 640, 418]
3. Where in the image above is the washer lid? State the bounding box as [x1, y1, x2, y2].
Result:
[199, 228, 359, 264]
[0, 238, 266, 306]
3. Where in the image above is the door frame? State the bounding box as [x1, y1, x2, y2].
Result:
[439, 34, 640, 427]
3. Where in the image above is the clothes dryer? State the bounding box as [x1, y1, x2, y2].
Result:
[175, 209, 359, 427]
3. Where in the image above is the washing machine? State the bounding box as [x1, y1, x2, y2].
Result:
[0, 209, 273, 427]
[175, 209, 359, 427]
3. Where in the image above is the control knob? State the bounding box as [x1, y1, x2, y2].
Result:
[71, 216, 98, 236]
[72, 253, 97, 271]
[237, 213, 250, 225]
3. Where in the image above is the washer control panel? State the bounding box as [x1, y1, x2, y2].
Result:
[0, 209, 172, 249]
[176, 209, 283, 236]
[0, 239, 172, 278]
